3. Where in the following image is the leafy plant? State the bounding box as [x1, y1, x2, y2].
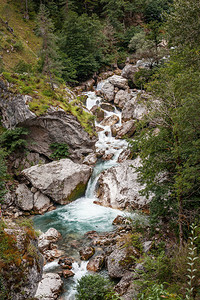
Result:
[50, 142, 69, 160]
[138, 283, 182, 300]
[0, 127, 29, 155]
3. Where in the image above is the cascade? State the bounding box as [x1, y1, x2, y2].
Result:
[34, 86, 129, 299]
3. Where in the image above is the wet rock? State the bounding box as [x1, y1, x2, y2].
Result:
[96, 158, 151, 210]
[102, 152, 114, 161]
[44, 249, 65, 262]
[116, 120, 136, 138]
[100, 103, 115, 112]
[117, 149, 131, 163]
[16, 183, 34, 211]
[121, 64, 139, 81]
[100, 81, 115, 102]
[90, 105, 105, 122]
[114, 90, 131, 109]
[38, 228, 61, 252]
[87, 254, 105, 272]
[83, 153, 97, 165]
[100, 115, 120, 127]
[112, 215, 127, 225]
[35, 273, 63, 300]
[62, 270, 75, 278]
[33, 191, 51, 214]
[22, 159, 92, 205]
[79, 246, 95, 260]
[108, 75, 129, 90]
[59, 257, 74, 269]
[95, 126, 104, 132]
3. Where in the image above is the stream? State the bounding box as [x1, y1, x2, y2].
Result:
[34, 85, 134, 299]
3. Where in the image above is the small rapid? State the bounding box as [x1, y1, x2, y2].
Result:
[34, 87, 129, 299]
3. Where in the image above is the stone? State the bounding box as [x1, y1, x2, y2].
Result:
[79, 246, 95, 260]
[121, 64, 139, 81]
[83, 153, 97, 165]
[100, 81, 115, 102]
[87, 254, 105, 272]
[108, 75, 129, 90]
[100, 115, 120, 127]
[22, 159, 92, 205]
[35, 273, 63, 300]
[114, 271, 135, 295]
[107, 247, 129, 278]
[112, 215, 127, 225]
[114, 90, 131, 109]
[59, 257, 74, 269]
[16, 183, 34, 211]
[33, 191, 51, 214]
[102, 152, 114, 161]
[95, 158, 151, 210]
[38, 228, 61, 252]
[44, 249, 65, 262]
[117, 149, 131, 163]
[116, 120, 136, 139]
[121, 93, 148, 122]
[62, 270, 75, 278]
[100, 103, 115, 112]
[90, 105, 105, 122]
[143, 241, 153, 253]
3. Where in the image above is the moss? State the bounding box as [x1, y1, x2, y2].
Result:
[67, 182, 87, 202]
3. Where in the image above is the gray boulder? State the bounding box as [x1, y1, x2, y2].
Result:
[100, 81, 115, 102]
[16, 183, 34, 211]
[115, 120, 136, 139]
[33, 191, 51, 214]
[108, 75, 129, 90]
[121, 64, 139, 81]
[35, 273, 63, 300]
[22, 159, 92, 204]
[96, 158, 150, 210]
[122, 93, 148, 122]
[114, 89, 131, 109]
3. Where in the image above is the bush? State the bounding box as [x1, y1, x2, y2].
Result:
[13, 60, 32, 74]
[50, 143, 70, 160]
[75, 274, 120, 300]
[0, 127, 29, 155]
[139, 283, 182, 300]
[13, 40, 24, 52]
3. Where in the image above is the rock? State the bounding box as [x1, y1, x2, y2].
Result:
[116, 120, 136, 138]
[114, 271, 135, 295]
[96, 158, 151, 210]
[13, 152, 47, 172]
[114, 90, 131, 109]
[108, 75, 129, 89]
[79, 246, 95, 260]
[100, 115, 119, 127]
[107, 247, 129, 278]
[35, 273, 63, 300]
[95, 126, 104, 132]
[16, 183, 34, 211]
[102, 152, 114, 161]
[38, 228, 61, 252]
[100, 81, 115, 102]
[117, 149, 131, 163]
[112, 215, 127, 225]
[121, 93, 148, 122]
[83, 153, 97, 165]
[100, 103, 115, 112]
[44, 249, 65, 262]
[62, 270, 75, 278]
[0, 80, 36, 128]
[143, 241, 153, 253]
[90, 105, 105, 122]
[121, 64, 139, 81]
[1, 220, 43, 300]
[87, 254, 105, 272]
[22, 159, 92, 205]
[58, 257, 74, 269]
[33, 191, 51, 214]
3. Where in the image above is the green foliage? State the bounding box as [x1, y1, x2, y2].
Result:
[13, 40, 24, 52]
[13, 60, 32, 74]
[50, 143, 70, 160]
[0, 127, 29, 155]
[134, 69, 154, 89]
[139, 283, 182, 300]
[75, 274, 120, 300]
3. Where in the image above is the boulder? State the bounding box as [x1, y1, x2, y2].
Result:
[90, 105, 105, 122]
[38, 228, 61, 252]
[121, 64, 139, 81]
[114, 271, 136, 295]
[83, 153, 97, 165]
[33, 191, 51, 214]
[117, 149, 131, 163]
[100, 115, 120, 127]
[100, 81, 115, 102]
[87, 254, 105, 272]
[116, 120, 136, 139]
[35, 273, 63, 300]
[58, 257, 74, 269]
[44, 249, 65, 262]
[114, 90, 131, 109]
[16, 183, 34, 211]
[79, 246, 95, 260]
[108, 75, 129, 90]
[62, 270, 75, 278]
[121, 93, 148, 122]
[22, 159, 92, 204]
[107, 247, 129, 278]
[100, 103, 115, 112]
[95, 158, 150, 210]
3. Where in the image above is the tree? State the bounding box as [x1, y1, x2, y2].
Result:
[37, 4, 62, 88]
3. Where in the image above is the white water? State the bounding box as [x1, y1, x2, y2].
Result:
[34, 88, 130, 299]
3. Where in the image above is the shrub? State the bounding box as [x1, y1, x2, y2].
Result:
[50, 142, 70, 160]
[138, 283, 182, 300]
[75, 274, 120, 300]
[13, 60, 32, 74]
[13, 40, 24, 52]
[0, 127, 29, 155]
